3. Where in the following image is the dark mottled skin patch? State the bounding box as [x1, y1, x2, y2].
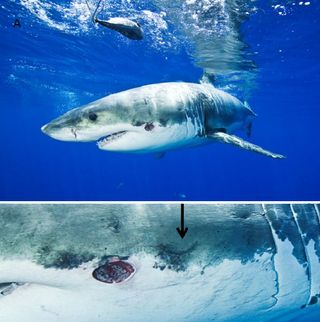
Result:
[132, 120, 145, 126]
[38, 247, 95, 269]
[231, 210, 252, 220]
[159, 118, 168, 127]
[106, 217, 122, 233]
[99, 255, 129, 266]
[153, 243, 198, 272]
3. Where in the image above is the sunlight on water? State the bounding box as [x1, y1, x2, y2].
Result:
[18, 0, 256, 77]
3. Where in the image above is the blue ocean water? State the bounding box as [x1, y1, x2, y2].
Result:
[0, 0, 319, 201]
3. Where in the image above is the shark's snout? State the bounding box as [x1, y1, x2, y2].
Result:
[41, 121, 78, 141]
[41, 122, 59, 138]
[41, 124, 49, 134]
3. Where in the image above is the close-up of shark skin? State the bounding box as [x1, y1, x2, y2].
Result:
[0, 204, 320, 322]
[1, 1, 320, 321]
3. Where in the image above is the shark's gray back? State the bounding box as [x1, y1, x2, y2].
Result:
[0, 204, 271, 270]
[94, 82, 253, 135]
[0, 204, 319, 272]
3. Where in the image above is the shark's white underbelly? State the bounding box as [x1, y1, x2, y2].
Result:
[103, 120, 209, 153]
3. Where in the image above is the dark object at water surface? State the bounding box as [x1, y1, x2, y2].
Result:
[95, 17, 143, 40]
[85, 0, 143, 40]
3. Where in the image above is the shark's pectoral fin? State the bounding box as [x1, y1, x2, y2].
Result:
[208, 132, 285, 159]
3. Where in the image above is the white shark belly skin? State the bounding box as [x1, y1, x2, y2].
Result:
[1, 204, 320, 321]
[98, 121, 209, 153]
[0, 254, 318, 322]
[0, 254, 277, 322]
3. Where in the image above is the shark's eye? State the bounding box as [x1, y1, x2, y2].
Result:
[88, 112, 98, 121]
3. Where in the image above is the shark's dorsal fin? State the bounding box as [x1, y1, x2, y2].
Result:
[208, 132, 285, 159]
[200, 72, 216, 86]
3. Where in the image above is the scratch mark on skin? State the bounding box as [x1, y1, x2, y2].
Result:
[314, 205, 320, 225]
[261, 204, 279, 309]
[290, 204, 312, 307]
[71, 128, 77, 139]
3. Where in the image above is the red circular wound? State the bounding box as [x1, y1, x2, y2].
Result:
[93, 260, 135, 284]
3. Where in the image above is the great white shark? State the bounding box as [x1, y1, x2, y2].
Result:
[41, 82, 285, 159]
[1, 204, 320, 322]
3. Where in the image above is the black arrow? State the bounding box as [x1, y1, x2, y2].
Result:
[176, 204, 188, 239]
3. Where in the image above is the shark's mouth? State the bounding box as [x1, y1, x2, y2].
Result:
[97, 131, 127, 148]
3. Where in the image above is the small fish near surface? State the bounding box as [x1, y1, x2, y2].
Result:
[95, 17, 143, 40]
[41, 82, 285, 159]
[85, 0, 143, 40]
